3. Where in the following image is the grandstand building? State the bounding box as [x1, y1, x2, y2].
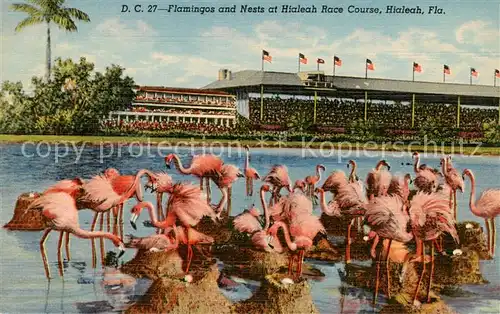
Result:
[108, 85, 236, 127]
[202, 69, 500, 129]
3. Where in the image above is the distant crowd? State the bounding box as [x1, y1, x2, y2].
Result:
[248, 98, 498, 131]
[102, 119, 233, 135]
[135, 94, 235, 108]
[130, 106, 234, 116]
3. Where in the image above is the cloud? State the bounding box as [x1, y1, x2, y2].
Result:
[456, 20, 499, 46]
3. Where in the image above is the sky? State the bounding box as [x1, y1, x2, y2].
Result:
[1, 0, 500, 90]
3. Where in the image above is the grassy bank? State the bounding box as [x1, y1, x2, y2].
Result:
[0, 134, 499, 156]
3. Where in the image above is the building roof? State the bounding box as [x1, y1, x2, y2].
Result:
[134, 85, 232, 97]
[201, 70, 500, 106]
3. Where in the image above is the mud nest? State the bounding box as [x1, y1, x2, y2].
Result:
[126, 265, 232, 314]
[196, 216, 235, 244]
[121, 245, 215, 280]
[380, 294, 454, 314]
[3, 192, 47, 230]
[234, 273, 319, 314]
[442, 221, 490, 260]
[343, 259, 434, 301]
[319, 213, 361, 238]
[432, 248, 487, 286]
[305, 238, 343, 262]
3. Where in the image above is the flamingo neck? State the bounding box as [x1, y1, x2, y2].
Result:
[413, 155, 420, 174]
[318, 190, 329, 214]
[270, 221, 296, 251]
[441, 158, 448, 176]
[156, 192, 163, 216]
[172, 154, 190, 174]
[245, 149, 249, 171]
[260, 188, 270, 230]
[140, 201, 163, 228]
[316, 166, 323, 181]
[349, 162, 357, 183]
[466, 173, 481, 216]
[118, 169, 155, 204]
[375, 161, 385, 171]
[71, 227, 119, 245]
[216, 187, 228, 212]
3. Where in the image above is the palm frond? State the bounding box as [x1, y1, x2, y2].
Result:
[51, 14, 77, 31]
[27, 0, 64, 8]
[9, 3, 42, 15]
[14, 15, 44, 31]
[63, 7, 90, 22]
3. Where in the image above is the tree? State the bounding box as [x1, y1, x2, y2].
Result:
[0, 57, 135, 135]
[10, 0, 90, 81]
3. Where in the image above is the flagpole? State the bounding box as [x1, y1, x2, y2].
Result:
[470, 69, 472, 85]
[412, 65, 415, 82]
[317, 61, 319, 71]
[495, 71, 497, 87]
[365, 63, 368, 79]
[298, 55, 300, 73]
[443, 70, 445, 83]
[261, 54, 264, 72]
[333, 63, 336, 76]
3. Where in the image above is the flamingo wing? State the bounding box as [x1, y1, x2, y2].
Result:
[322, 170, 348, 194]
[290, 213, 326, 240]
[233, 212, 263, 234]
[476, 189, 500, 217]
[191, 154, 224, 177]
[365, 171, 378, 197]
[365, 196, 412, 243]
[167, 183, 217, 226]
[445, 168, 464, 191]
[28, 192, 78, 228]
[82, 175, 122, 207]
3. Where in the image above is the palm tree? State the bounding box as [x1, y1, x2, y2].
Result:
[10, 0, 90, 81]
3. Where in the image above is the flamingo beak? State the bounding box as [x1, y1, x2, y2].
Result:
[117, 244, 126, 258]
[237, 172, 244, 178]
[130, 214, 138, 230]
[266, 235, 274, 249]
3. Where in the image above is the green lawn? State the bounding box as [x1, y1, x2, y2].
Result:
[0, 134, 499, 156]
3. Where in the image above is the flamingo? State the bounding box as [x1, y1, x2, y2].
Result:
[315, 181, 366, 263]
[347, 159, 360, 183]
[130, 183, 217, 273]
[80, 169, 157, 268]
[321, 170, 348, 200]
[212, 164, 244, 217]
[304, 164, 326, 199]
[412, 152, 439, 194]
[144, 172, 174, 233]
[364, 195, 413, 304]
[293, 180, 308, 194]
[262, 164, 293, 206]
[409, 192, 459, 304]
[233, 185, 284, 252]
[165, 153, 223, 203]
[266, 214, 325, 279]
[243, 145, 261, 196]
[27, 192, 125, 279]
[440, 157, 464, 220]
[270, 191, 314, 224]
[124, 230, 179, 253]
[366, 160, 392, 200]
[462, 169, 500, 257]
[387, 174, 412, 203]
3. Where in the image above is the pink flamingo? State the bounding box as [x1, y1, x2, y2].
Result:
[124, 230, 179, 253]
[165, 153, 223, 203]
[409, 192, 459, 304]
[244, 145, 261, 196]
[366, 160, 392, 200]
[463, 169, 500, 257]
[270, 191, 314, 224]
[212, 164, 244, 217]
[130, 183, 217, 273]
[27, 192, 125, 279]
[262, 164, 293, 206]
[412, 152, 439, 194]
[304, 164, 326, 199]
[364, 195, 413, 304]
[144, 172, 174, 234]
[387, 174, 412, 203]
[321, 170, 348, 200]
[440, 157, 464, 220]
[266, 214, 325, 279]
[293, 180, 308, 194]
[233, 185, 284, 252]
[80, 169, 157, 268]
[315, 181, 366, 264]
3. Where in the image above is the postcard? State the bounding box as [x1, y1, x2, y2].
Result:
[1, 0, 499, 313]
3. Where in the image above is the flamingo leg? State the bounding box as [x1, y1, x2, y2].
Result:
[453, 190, 457, 221]
[185, 227, 192, 273]
[113, 207, 119, 236]
[491, 217, 496, 257]
[100, 213, 105, 267]
[385, 239, 393, 299]
[288, 253, 294, 276]
[106, 210, 111, 232]
[227, 186, 232, 217]
[199, 178, 204, 191]
[40, 229, 52, 280]
[426, 243, 435, 303]
[485, 219, 491, 257]
[413, 241, 426, 305]
[415, 237, 422, 258]
[156, 193, 162, 234]
[249, 177, 253, 196]
[433, 239, 443, 254]
[119, 204, 124, 240]
[64, 232, 71, 262]
[297, 250, 304, 280]
[345, 219, 354, 264]
[449, 188, 453, 211]
[245, 177, 250, 196]
[206, 177, 212, 204]
[57, 231, 64, 276]
[373, 239, 383, 306]
[90, 212, 99, 269]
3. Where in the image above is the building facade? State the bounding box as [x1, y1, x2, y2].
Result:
[108, 86, 237, 127]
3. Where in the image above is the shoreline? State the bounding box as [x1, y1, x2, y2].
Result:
[0, 134, 499, 156]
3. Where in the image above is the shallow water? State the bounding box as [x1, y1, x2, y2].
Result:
[0, 144, 499, 313]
